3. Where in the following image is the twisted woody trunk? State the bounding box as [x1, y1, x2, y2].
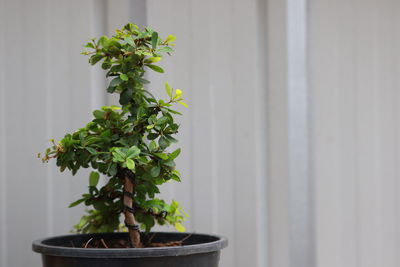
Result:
[122, 174, 141, 248]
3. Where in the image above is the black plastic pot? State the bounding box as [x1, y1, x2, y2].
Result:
[33, 232, 228, 267]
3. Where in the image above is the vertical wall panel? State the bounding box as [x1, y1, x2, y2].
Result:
[3, 1, 48, 266]
[310, 0, 400, 266]
[232, 1, 268, 266]
[0, 0, 107, 266]
[265, 0, 290, 266]
[0, 0, 6, 266]
[310, 0, 359, 266]
[394, 1, 400, 265]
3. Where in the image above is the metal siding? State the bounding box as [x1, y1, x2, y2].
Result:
[0, 0, 107, 266]
[310, 0, 400, 266]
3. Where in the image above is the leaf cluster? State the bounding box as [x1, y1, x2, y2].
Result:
[40, 23, 188, 233]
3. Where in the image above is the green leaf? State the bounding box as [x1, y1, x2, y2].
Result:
[165, 135, 178, 143]
[112, 151, 125, 162]
[166, 35, 176, 43]
[151, 32, 158, 49]
[156, 116, 169, 125]
[175, 222, 186, 232]
[101, 60, 112, 70]
[146, 64, 164, 73]
[85, 147, 97, 154]
[114, 148, 126, 157]
[119, 89, 133, 105]
[77, 216, 88, 228]
[126, 146, 140, 158]
[153, 152, 168, 160]
[147, 133, 158, 140]
[178, 101, 188, 108]
[164, 161, 175, 167]
[147, 57, 161, 63]
[93, 110, 105, 119]
[107, 85, 116, 93]
[89, 171, 100, 187]
[89, 54, 103, 65]
[126, 158, 135, 170]
[97, 36, 108, 47]
[169, 148, 181, 160]
[150, 166, 161, 177]
[143, 214, 155, 233]
[149, 141, 157, 152]
[120, 73, 129, 81]
[84, 42, 95, 49]
[165, 83, 172, 98]
[171, 174, 181, 182]
[159, 136, 170, 149]
[109, 77, 123, 87]
[109, 163, 118, 176]
[124, 36, 135, 46]
[157, 46, 173, 53]
[164, 108, 182, 115]
[68, 198, 85, 208]
[174, 89, 182, 99]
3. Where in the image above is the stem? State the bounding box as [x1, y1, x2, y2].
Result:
[123, 175, 141, 248]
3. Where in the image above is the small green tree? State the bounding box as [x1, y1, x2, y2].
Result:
[40, 23, 188, 248]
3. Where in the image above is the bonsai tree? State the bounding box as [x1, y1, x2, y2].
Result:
[40, 23, 188, 248]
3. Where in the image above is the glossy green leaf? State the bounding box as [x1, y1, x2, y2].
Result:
[85, 147, 97, 154]
[109, 77, 123, 87]
[166, 35, 176, 43]
[169, 148, 181, 160]
[157, 46, 173, 53]
[119, 89, 133, 105]
[126, 158, 135, 170]
[149, 141, 157, 152]
[150, 166, 160, 177]
[93, 110, 105, 119]
[68, 198, 85, 208]
[89, 54, 103, 65]
[126, 146, 140, 158]
[165, 83, 172, 98]
[112, 151, 125, 162]
[124, 36, 135, 46]
[159, 136, 170, 149]
[175, 222, 185, 232]
[146, 64, 164, 73]
[89, 171, 100, 187]
[156, 116, 168, 125]
[151, 32, 158, 49]
[178, 101, 188, 108]
[171, 174, 181, 182]
[153, 152, 168, 160]
[120, 73, 129, 81]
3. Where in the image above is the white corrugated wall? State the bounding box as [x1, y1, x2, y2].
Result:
[1, 0, 400, 267]
[310, 0, 400, 266]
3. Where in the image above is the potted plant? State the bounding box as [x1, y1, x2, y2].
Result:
[33, 23, 227, 267]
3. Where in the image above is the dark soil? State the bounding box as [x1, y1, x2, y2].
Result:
[78, 233, 193, 249]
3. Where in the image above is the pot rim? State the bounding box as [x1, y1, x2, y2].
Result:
[32, 232, 228, 258]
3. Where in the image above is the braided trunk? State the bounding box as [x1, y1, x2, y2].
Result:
[123, 176, 141, 248]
